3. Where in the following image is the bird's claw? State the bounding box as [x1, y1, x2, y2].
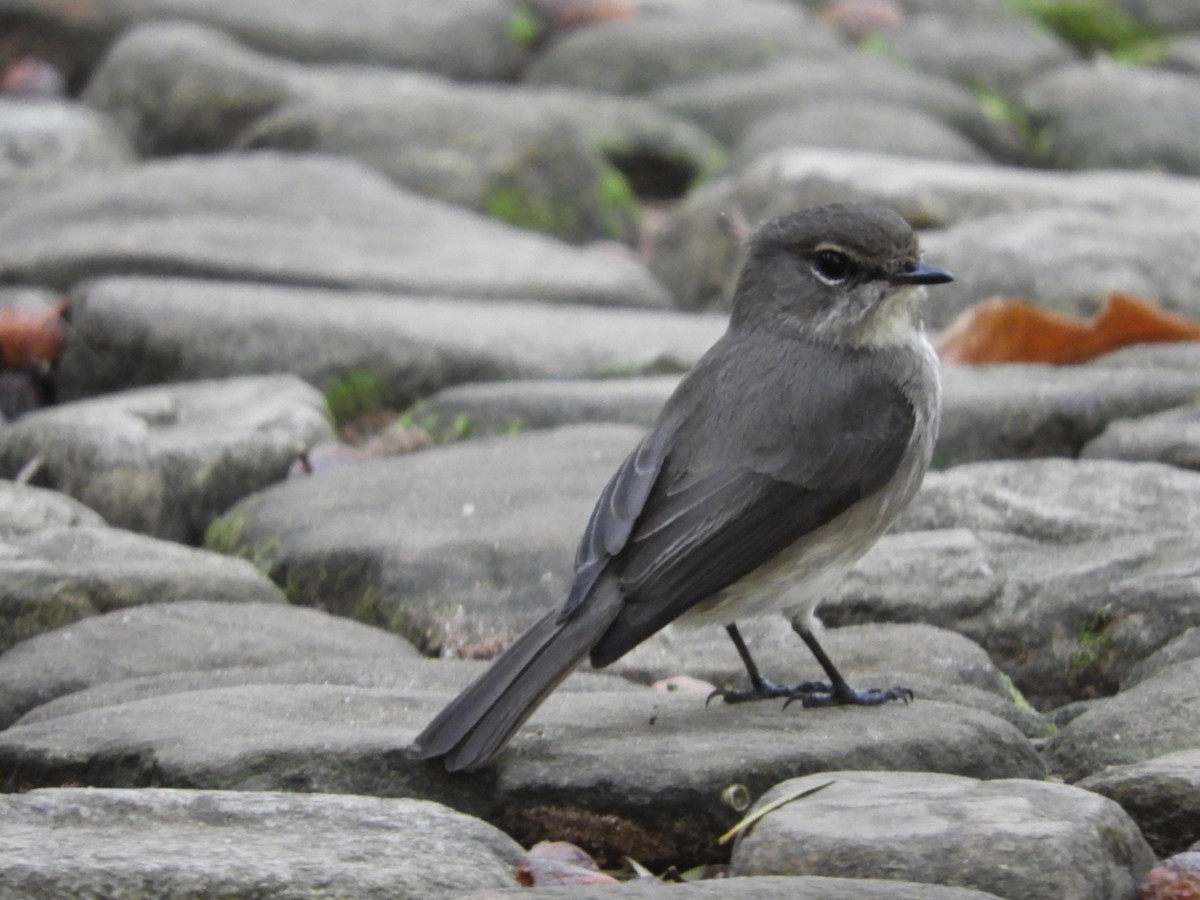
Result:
[783, 684, 914, 709]
[706, 677, 801, 706]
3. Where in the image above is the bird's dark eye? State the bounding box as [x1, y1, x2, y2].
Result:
[812, 249, 851, 283]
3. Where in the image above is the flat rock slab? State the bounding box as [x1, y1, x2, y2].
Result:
[608, 621, 1049, 738]
[419, 376, 681, 436]
[878, 7, 1070, 96]
[652, 56, 1011, 157]
[730, 771, 1154, 900]
[649, 148, 1200, 317]
[0, 480, 105, 538]
[522, 0, 839, 95]
[1082, 402, 1200, 470]
[1044, 658, 1200, 783]
[417, 350, 1200, 467]
[0, 599, 411, 728]
[0, 152, 670, 308]
[16, 656, 635, 728]
[938, 359, 1200, 466]
[921, 206, 1200, 327]
[210, 424, 645, 653]
[0, 97, 133, 197]
[826, 458, 1200, 709]
[0, 374, 333, 542]
[0, 788, 525, 898]
[0, 528, 284, 660]
[1021, 61, 1200, 174]
[1077, 748, 1200, 858]
[59, 277, 724, 405]
[81, 21, 722, 244]
[729, 100, 992, 171]
[4, 0, 532, 81]
[0, 686, 1042, 869]
[444, 876, 1005, 899]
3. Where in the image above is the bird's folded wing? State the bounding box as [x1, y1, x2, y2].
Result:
[586, 337, 918, 663]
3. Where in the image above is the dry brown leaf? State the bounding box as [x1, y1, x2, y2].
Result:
[516, 840, 620, 887]
[0, 300, 67, 369]
[937, 293, 1200, 365]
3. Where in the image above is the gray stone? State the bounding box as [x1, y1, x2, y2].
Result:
[419, 352, 1200, 469]
[439, 876, 1005, 900]
[83, 22, 723, 241]
[937, 362, 1200, 467]
[647, 148, 1200, 314]
[0, 97, 133, 200]
[1108, 0, 1200, 30]
[0, 528, 284, 661]
[922, 206, 1200, 327]
[236, 94, 624, 243]
[730, 101, 992, 171]
[1081, 402, 1200, 470]
[523, 0, 840, 94]
[419, 376, 680, 437]
[825, 460, 1200, 708]
[1021, 60, 1200, 174]
[1078, 749, 1200, 858]
[17, 655, 634, 727]
[880, 10, 1072, 95]
[1, 0, 533, 82]
[0, 153, 671, 308]
[653, 55, 1019, 160]
[0, 480, 105, 539]
[1123, 626, 1200, 687]
[58, 277, 724, 407]
[0, 375, 333, 542]
[1163, 34, 1200, 75]
[607, 621, 1051, 738]
[0, 788, 526, 898]
[730, 771, 1154, 900]
[0, 686, 1043, 868]
[0, 599, 409, 729]
[1044, 658, 1200, 783]
[208, 424, 644, 653]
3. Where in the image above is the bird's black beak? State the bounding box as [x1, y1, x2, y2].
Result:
[890, 261, 954, 286]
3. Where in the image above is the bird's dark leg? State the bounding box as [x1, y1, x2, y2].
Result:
[708, 623, 829, 704]
[788, 620, 913, 708]
[709, 621, 912, 708]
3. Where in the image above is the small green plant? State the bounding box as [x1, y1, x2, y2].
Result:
[1006, 0, 1163, 55]
[973, 85, 1056, 164]
[506, 4, 543, 47]
[487, 186, 578, 236]
[397, 405, 475, 445]
[596, 168, 639, 240]
[1069, 608, 1116, 680]
[205, 514, 282, 576]
[324, 370, 389, 425]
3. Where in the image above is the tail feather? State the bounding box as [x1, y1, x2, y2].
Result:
[415, 579, 623, 772]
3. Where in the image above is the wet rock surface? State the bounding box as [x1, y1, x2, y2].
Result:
[1, 1, 1198, 896]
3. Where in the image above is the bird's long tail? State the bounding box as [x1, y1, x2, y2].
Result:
[414, 579, 623, 772]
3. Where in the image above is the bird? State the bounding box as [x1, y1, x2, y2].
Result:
[415, 202, 954, 772]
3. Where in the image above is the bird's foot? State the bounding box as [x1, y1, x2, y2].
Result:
[707, 678, 832, 706]
[783, 683, 914, 709]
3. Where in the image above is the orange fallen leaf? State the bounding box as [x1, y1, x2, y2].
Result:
[533, 0, 635, 31]
[936, 293, 1200, 365]
[0, 300, 67, 369]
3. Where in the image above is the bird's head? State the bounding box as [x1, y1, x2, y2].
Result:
[729, 203, 953, 348]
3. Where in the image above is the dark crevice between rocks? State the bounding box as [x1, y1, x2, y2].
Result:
[605, 150, 698, 201]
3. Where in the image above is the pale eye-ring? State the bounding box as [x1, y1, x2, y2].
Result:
[812, 249, 851, 283]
